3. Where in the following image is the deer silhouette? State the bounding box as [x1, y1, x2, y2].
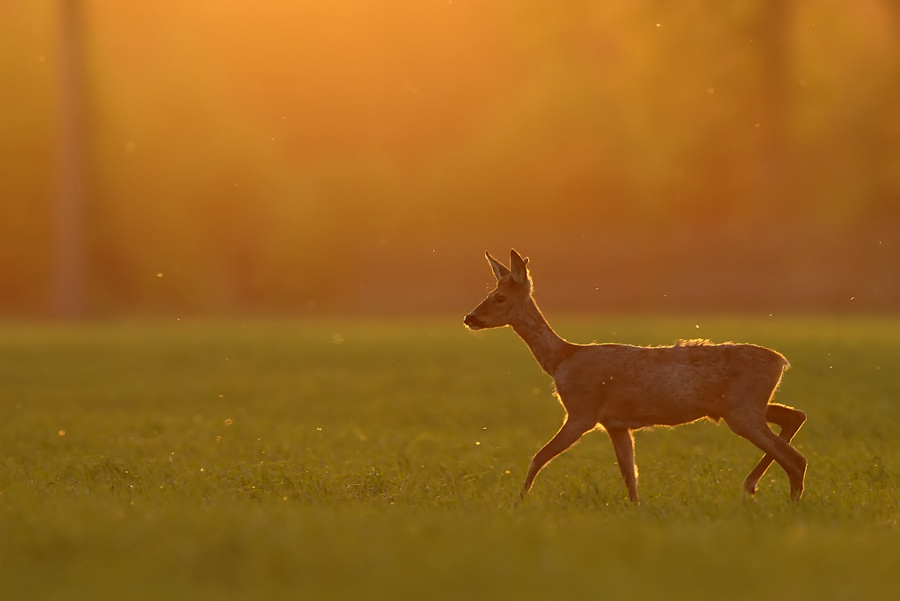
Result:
[464, 250, 807, 503]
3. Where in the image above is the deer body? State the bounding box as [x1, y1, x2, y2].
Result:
[464, 250, 807, 503]
[555, 341, 790, 428]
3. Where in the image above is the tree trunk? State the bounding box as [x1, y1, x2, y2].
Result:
[53, 0, 87, 317]
[754, 0, 794, 211]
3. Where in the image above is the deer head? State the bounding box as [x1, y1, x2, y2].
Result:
[464, 250, 532, 330]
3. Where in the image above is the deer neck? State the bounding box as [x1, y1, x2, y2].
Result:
[510, 297, 573, 376]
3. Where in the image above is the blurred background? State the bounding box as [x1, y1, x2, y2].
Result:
[2, 0, 898, 318]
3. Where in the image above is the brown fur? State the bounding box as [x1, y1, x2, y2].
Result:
[464, 250, 807, 503]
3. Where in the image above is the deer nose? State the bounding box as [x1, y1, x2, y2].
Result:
[464, 314, 483, 330]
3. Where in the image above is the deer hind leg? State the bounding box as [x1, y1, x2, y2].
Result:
[520, 418, 593, 499]
[725, 411, 807, 501]
[606, 427, 639, 504]
[743, 403, 807, 496]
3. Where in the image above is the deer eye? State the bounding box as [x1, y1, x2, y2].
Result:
[494, 294, 507, 304]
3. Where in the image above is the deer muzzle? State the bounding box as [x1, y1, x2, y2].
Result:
[463, 314, 484, 330]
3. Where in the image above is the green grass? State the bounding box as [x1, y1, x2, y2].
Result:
[1, 316, 899, 600]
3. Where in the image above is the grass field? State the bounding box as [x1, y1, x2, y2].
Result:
[1, 316, 899, 600]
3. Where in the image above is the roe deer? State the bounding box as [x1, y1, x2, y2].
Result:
[463, 250, 807, 503]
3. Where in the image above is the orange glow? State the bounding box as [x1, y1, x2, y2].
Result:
[1, 1, 898, 315]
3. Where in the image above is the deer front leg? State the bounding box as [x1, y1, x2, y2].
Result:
[520, 418, 593, 498]
[606, 427, 639, 504]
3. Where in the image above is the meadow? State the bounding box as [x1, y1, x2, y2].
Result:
[1, 316, 898, 600]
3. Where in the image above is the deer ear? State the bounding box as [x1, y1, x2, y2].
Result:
[485, 251, 510, 280]
[509, 249, 530, 284]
